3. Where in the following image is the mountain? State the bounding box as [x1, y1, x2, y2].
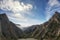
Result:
[0, 14, 24, 40]
[41, 12, 60, 40]
[24, 12, 60, 40]
[0, 12, 60, 40]
[23, 25, 41, 38]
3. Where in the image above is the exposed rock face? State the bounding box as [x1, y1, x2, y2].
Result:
[24, 25, 41, 38]
[24, 12, 60, 40]
[0, 12, 60, 40]
[0, 14, 24, 40]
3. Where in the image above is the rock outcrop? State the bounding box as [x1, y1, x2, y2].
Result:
[24, 12, 60, 40]
[0, 14, 24, 40]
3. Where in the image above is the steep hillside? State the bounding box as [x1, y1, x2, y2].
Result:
[0, 14, 24, 40]
[0, 12, 60, 40]
[24, 12, 60, 40]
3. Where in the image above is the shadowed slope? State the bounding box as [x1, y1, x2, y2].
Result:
[0, 13, 24, 40]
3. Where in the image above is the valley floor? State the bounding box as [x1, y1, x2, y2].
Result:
[18, 38, 37, 40]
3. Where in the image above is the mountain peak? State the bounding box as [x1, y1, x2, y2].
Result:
[0, 13, 9, 21]
[0, 13, 6, 16]
[51, 12, 60, 19]
[54, 11, 60, 15]
[55, 11, 59, 14]
[0, 13, 7, 18]
[49, 12, 60, 22]
[53, 12, 60, 17]
[0, 13, 24, 40]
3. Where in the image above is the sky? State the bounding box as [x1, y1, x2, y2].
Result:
[0, 0, 60, 27]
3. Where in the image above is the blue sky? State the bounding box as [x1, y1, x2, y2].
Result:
[0, 0, 60, 27]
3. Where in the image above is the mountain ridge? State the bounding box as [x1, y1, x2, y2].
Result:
[24, 12, 60, 40]
[0, 12, 60, 40]
[0, 13, 24, 40]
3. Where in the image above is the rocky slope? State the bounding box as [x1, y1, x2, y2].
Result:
[0, 14, 24, 40]
[24, 12, 60, 40]
[0, 12, 60, 40]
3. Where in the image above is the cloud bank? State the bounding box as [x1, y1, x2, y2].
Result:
[0, 0, 43, 27]
[0, 0, 33, 12]
[46, 0, 60, 20]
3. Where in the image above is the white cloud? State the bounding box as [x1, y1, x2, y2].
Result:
[0, 0, 33, 12]
[8, 15, 44, 27]
[45, 0, 60, 21]
[0, 0, 33, 20]
[16, 19, 44, 27]
[0, 0, 43, 27]
[48, 0, 59, 6]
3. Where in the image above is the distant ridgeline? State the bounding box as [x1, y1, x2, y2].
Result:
[0, 12, 60, 40]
